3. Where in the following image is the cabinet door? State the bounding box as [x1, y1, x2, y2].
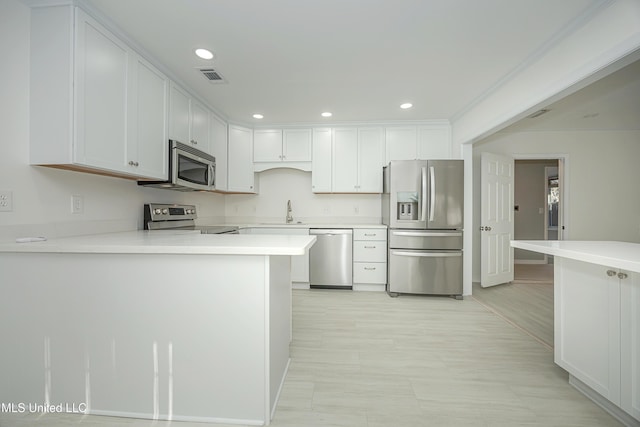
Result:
[169, 83, 190, 144]
[128, 55, 168, 179]
[357, 127, 384, 193]
[417, 125, 451, 159]
[74, 10, 129, 171]
[555, 258, 621, 404]
[621, 271, 640, 420]
[283, 129, 312, 162]
[385, 127, 416, 162]
[312, 129, 332, 193]
[210, 114, 228, 191]
[190, 100, 210, 151]
[228, 125, 255, 192]
[253, 129, 283, 162]
[332, 128, 358, 192]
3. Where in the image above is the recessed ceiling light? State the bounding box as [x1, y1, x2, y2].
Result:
[400, 103, 413, 109]
[252, 114, 264, 119]
[194, 48, 214, 60]
[321, 112, 332, 118]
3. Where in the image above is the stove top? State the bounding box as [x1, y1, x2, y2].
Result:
[143, 203, 238, 234]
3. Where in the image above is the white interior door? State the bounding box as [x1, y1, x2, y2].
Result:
[481, 152, 515, 287]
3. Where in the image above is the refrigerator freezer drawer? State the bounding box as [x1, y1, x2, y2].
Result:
[389, 230, 462, 250]
[388, 249, 462, 295]
[354, 262, 387, 284]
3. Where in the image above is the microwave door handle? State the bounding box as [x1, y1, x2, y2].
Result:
[209, 164, 215, 188]
[429, 165, 436, 222]
[421, 167, 427, 222]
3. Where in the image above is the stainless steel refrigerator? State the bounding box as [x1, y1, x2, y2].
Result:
[382, 160, 464, 297]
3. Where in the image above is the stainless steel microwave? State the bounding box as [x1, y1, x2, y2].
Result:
[138, 140, 215, 191]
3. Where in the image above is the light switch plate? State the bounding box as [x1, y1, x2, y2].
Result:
[0, 190, 13, 212]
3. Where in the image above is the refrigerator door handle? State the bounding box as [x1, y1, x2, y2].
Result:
[429, 165, 436, 222]
[391, 231, 463, 238]
[391, 250, 462, 258]
[421, 167, 428, 222]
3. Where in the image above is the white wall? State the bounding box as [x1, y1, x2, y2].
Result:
[472, 129, 640, 281]
[225, 169, 382, 224]
[0, 0, 225, 242]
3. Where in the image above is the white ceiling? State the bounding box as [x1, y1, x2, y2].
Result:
[502, 58, 640, 133]
[84, 0, 627, 127]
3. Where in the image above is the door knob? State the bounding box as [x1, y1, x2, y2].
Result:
[485, 226, 492, 231]
[618, 272, 628, 280]
[607, 270, 617, 277]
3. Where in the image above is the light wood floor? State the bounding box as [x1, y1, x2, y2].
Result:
[472, 264, 555, 348]
[0, 289, 621, 427]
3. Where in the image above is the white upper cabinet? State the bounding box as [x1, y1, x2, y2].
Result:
[311, 128, 332, 193]
[127, 56, 169, 179]
[169, 83, 211, 153]
[30, 6, 167, 180]
[253, 128, 312, 171]
[283, 129, 312, 162]
[190, 100, 210, 151]
[209, 113, 228, 191]
[74, 9, 129, 173]
[386, 123, 452, 162]
[332, 128, 359, 192]
[228, 125, 256, 193]
[253, 129, 283, 162]
[332, 127, 384, 193]
[357, 128, 385, 192]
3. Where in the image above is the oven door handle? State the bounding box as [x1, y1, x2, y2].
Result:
[391, 250, 462, 258]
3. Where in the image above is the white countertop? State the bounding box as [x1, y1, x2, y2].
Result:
[0, 230, 316, 256]
[511, 240, 640, 273]
[227, 223, 387, 229]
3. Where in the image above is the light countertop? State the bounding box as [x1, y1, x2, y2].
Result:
[0, 230, 316, 256]
[511, 240, 640, 273]
[222, 223, 387, 229]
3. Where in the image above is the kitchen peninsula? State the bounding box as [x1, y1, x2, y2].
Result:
[0, 231, 316, 425]
[511, 240, 640, 426]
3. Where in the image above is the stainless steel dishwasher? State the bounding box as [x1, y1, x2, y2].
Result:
[309, 229, 353, 289]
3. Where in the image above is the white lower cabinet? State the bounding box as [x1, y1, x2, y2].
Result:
[353, 228, 387, 291]
[555, 257, 640, 423]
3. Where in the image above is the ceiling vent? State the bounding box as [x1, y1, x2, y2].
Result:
[197, 68, 227, 84]
[527, 109, 551, 119]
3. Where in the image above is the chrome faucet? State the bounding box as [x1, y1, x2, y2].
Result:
[286, 200, 293, 224]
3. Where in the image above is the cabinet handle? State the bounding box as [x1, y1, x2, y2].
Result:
[128, 161, 139, 167]
[191, 139, 197, 145]
[618, 272, 628, 280]
[364, 246, 376, 249]
[364, 267, 376, 271]
[364, 233, 376, 237]
[606, 270, 617, 277]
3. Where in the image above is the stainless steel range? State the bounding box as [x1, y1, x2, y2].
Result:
[143, 203, 239, 234]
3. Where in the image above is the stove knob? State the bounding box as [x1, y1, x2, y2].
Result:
[186, 209, 192, 214]
[154, 208, 162, 215]
[162, 209, 168, 214]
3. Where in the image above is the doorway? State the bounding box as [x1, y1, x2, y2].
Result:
[513, 158, 563, 281]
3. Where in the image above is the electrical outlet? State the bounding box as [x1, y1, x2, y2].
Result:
[0, 190, 13, 212]
[71, 195, 84, 214]
[354, 205, 360, 214]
